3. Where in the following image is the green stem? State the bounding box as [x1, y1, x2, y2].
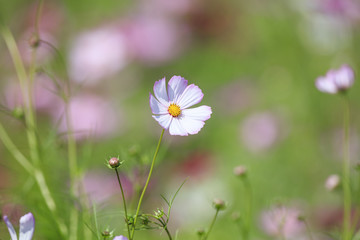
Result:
[243, 178, 252, 240]
[157, 217, 172, 240]
[115, 168, 131, 240]
[203, 209, 219, 240]
[342, 95, 351, 240]
[130, 129, 165, 239]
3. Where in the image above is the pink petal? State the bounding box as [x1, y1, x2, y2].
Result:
[3, 215, 17, 240]
[150, 93, 168, 114]
[181, 106, 212, 121]
[152, 114, 173, 129]
[169, 118, 188, 136]
[168, 76, 188, 102]
[19, 212, 35, 240]
[177, 84, 204, 109]
[153, 77, 169, 106]
[315, 76, 337, 94]
[334, 64, 354, 89]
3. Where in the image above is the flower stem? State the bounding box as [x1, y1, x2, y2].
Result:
[342, 95, 351, 240]
[115, 168, 131, 240]
[243, 178, 252, 240]
[203, 209, 219, 240]
[130, 129, 165, 240]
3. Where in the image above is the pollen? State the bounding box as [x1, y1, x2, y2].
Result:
[168, 103, 181, 117]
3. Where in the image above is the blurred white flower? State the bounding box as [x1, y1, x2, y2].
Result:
[3, 212, 35, 240]
[69, 27, 128, 86]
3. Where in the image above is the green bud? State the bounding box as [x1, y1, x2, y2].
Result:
[213, 198, 226, 211]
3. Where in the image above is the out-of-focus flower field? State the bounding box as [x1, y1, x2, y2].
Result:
[1, 0, 360, 239]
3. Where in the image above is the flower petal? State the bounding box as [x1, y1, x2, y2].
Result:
[113, 236, 128, 240]
[315, 76, 337, 94]
[153, 114, 173, 129]
[153, 77, 169, 105]
[19, 213, 35, 240]
[177, 84, 204, 109]
[169, 118, 188, 136]
[168, 76, 188, 103]
[150, 93, 168, 114]
[3, 215, 18, 240]
[181, 106, 212, 121]
[334, 64, 354, 90]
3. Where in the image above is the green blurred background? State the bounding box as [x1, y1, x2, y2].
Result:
[1, 0, 360, 239]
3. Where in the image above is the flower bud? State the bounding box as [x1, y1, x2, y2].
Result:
[28, 34, 40, 49]
[108, 157, 120, 168]
[233, 165, 247, 177]
[197, 228, 205, 237]
[213, 198, 226, 211]
[101, 230, 110, 237]
[325, 174, 340, 191]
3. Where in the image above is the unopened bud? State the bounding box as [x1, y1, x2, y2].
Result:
[325, 174, 340, 191]
[213, 198, 226, 211]
[12, 107, 24, 119]
[197, 228, 205, 236]
[28, 34, 40, 49]
[101, 230, 110, 237]
[109, 157, 120, 168]
[234, 165, 247, 177]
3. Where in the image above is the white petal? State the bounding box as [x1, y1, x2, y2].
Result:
[150, 93, 168, 114]
[334, 65, 354, 89]
[181, 106, 212, 121]
[152, 114, 173, 129]
[169, 118, 188, 136]
[153, 77, 169, 106]
[178, 116, 205, 135]
[19, 213, 35, 240]
[315, 76, 337, 94]
[177, 84, 204, 109]
[3, 215, 18, 240]
[168, 76, 188, 103]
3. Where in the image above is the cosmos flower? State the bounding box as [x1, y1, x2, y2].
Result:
[3, 212, 35, 240]
[315, 65, 354, 94]
[150, 76, 212, 136]
[261, 206, 304, 239]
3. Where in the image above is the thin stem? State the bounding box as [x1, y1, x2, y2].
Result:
[302, 218, 315, 240]
[158, 218, 172, 240]
[342, 95, 351, 240]
[130, 129, 165, 239]
[203, 209, 219, 240]
[115, 168, 131, 240]
[242, 178, 252, 240]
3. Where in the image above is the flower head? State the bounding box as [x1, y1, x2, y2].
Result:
[3, 212, 35, 240]
[150, 76, 212, 136]
[113, 236, 128, 240]
[315, 64, 354, 94]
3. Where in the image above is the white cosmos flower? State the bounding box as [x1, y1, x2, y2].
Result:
[150, 76, 212, 136]
[3, 213, 35, 240]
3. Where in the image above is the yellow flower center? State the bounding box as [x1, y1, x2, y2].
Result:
[168, 103, 181, 117]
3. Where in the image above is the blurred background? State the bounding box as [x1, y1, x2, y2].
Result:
[1, 0, 360, 239]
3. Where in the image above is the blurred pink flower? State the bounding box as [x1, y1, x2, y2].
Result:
[69, 27, 128, 85]
[3, 76, 60, 114]
[240, 112, 284, 153]
[124, 17, 190, 65]
[325, 174, 340, 191]
[261, 206, 304, 239]
[316, 64, 354, 94]
[81, 171, 133, 204]
[319, 0, 360, 20]
[55, 94, 121, 140]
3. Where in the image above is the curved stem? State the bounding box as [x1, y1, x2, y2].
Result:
[203, 209, 219, 240]
[115, 168, 131, 240]
[342, 95, 351, 240]
[130, 129, 165, 239]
